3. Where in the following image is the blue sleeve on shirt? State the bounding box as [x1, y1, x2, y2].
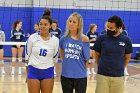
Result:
[125, 37, 133, 54]
[82, 42, 90, 60]
[59, 35, 65, 49]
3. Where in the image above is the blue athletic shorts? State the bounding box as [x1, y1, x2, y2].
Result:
[28, 65, 54, 80]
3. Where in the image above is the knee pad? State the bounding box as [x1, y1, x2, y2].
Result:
[0, 60, 4, 64]
[18, 57, 22, 62]
[12, 57, 16, 62]
[91, 59, 95, 63]
[88, 59, 92, 64]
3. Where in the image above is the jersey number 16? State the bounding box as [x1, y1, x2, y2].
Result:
[39, 49, 47, 56]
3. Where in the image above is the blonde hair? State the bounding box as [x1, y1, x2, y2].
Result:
[105, 21, 108, 30]
[88, 24, 97, 32]
[64, 12, 83, 39]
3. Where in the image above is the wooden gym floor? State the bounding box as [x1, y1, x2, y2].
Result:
[0, 59, 140, 93]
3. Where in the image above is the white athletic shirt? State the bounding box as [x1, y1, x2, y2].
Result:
[25, 33, 59, 69]
[0, 30, 5, 42]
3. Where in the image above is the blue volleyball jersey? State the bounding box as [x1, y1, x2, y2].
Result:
[60, 36, 90, 78]
[100, 30, 107, 35]
[122, 30, 128, 36]
[49, 28, 61, 39]
[10, 29, 25, 42]
[93, 34, 133, 77]
[86, 31, 98, 43]
[100, 30, 128, 36]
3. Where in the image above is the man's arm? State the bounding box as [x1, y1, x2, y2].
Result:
[124, 54, 131, 67]
[95, 51, 101, 65]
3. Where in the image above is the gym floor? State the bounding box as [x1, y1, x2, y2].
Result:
[0, 59, 140, 93]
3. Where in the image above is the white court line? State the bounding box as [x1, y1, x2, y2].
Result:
[0, 42, 139, 47]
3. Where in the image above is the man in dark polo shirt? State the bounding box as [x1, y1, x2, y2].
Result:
[93, 15, 133, 93]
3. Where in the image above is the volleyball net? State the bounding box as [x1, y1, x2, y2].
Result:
[0, 42, 139, 47]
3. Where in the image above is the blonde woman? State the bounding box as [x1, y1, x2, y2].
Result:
[10, 20, 25, 74]
[86, 24, 98, 75]
[60, 12, 90, 93]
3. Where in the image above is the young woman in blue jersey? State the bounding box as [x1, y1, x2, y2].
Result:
[60, 12, 90, 93]
[93, 16, 133, 93]
[34, 23, 39, 32]
[25, 16, 59, 93]
[49, 19, 62, 75]
[49, 19, 61, 39]
[86, 24, 98, 75]
[26, 23, 40, 38]
[0, 25, 5, 74]
[100, 22, 108, 35]
[10, 20, 25, 74]
[100, 22, 128, 36]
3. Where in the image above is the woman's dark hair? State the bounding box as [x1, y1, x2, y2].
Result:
[12, 20, 21, 30]
[40, 16, 52, 25]
[43, 9, 51, 17]
[108, 15, 123, 29]
[52, 19, 58, 27]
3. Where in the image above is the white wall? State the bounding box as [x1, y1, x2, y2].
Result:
[33, 0, 140, 11]
[0, 0, 32, 7]
[0, 0, 139, 11]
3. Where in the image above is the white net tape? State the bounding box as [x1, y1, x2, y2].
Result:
[0, 42, 139, 47]
[0, 42, 26, 45]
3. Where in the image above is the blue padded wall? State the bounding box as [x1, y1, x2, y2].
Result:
[0, 7, 140, 57]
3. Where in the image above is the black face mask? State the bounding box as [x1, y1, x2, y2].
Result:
[107, 29, 117, 37]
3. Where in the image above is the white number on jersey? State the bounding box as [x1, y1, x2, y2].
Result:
[16, 35, 20, 39]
